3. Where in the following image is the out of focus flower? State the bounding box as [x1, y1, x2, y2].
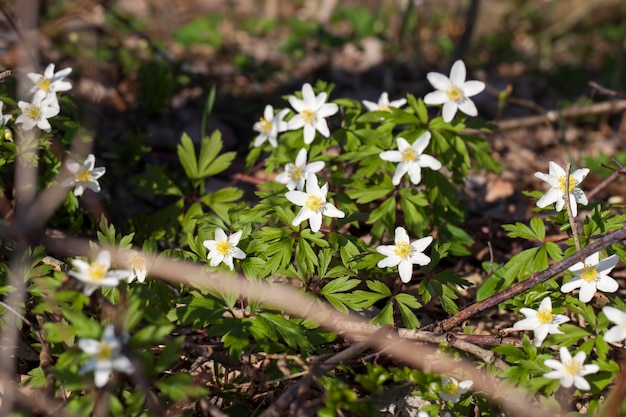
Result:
[543, 346, 599, 390]
[61, 154, 106, 196]
[535, 161, 589, 217]
[602, 306, 626, 343]
[15, 94, 59, 132]
[253, 104, 288, 148]
[379, 133, 441, 186]
[562, 252, 619, 303]
[438, 377, 473, 403]
[203, 228, 246, 271]
[423, 60, 485, 122]
[513, 296, 569, 346]
[27, 63, 72, 102]
[376, 226, 432, 283]
[287, 83, 338, 145]
[0, 101, 12, 141]
[78, 325, 133, 387]
[286, 173, 344, 232]
[69, 251, 131, 296]
[126, 250, 148, 283]
[362, 92, 406, 112]
[275, 148, 325, 191]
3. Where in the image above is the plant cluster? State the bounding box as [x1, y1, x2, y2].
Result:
[1, 57, 626, 417]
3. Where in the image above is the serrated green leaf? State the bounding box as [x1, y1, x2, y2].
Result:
[321, 276, 360, 294]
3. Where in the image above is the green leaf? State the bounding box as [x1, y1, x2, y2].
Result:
[321, 276, 360, 294]
[545, 324, 591, 347]
[371, 303, 394, 326]
[177, 132, 198, 179]
[155, 374, 208, 401]
[397, 302, 420, 329]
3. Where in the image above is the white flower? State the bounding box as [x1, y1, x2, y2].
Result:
[125, 250, 148, 283]
[285, 173, 345, 233]
[376, 226, 432, 283]
[0, 101, 12, 128]
[61, 154, 106, 196]
[513, 296, 570, 346]
[602, 306, 626, 343]
[438, 377, 473, 403]
[15, 94, 60, 132]
[27, 63, 72, 102]
[69, 251, 131, 296]
[253, 104, 288, 148]
[535, 161, 589, 217]
[362, 92, 407, 112]
[379, 133, 442, 186]
[287, 83, 339, 145]
[561, 252, 619, 303]
[543, 346, 599, 390]
[203, 228, 246, 271]
[78, 325, 133, 387]
[423, 60, 485, 122]
[275, 148, 325, 191]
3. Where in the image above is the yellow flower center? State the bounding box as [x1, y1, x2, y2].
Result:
[24, 104, 41, 120]
[558, 175, 575, 193]
[401, 147, 417, 163]
[288, 165, 303, 180]
[563, 358, 582, 376]
[259, 117, 272, 133]
[536, 308, 553, 324]
[446, 85, 463, 101]
[37, 77, 51, 92]
[442, 380, 459, 395]
[305, 195, 324, 212]
[394, 242, 413, 260]
[301, 109, 315, 124]
[128, 252, 146, 270]
[76, 167, 92, 183]
[87, 262, 107, 281]
[216, 241, 232, 256]
[580, 265, 598, 283]
[378, 104, 391, 112]
[96, 340, 114, 361]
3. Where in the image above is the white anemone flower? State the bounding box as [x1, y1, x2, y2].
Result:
[69, 251, 131, 296]
[15, 94, 60, 132]
[203, 228, 246, 271]
[379, 133, 442, 186]
[423, 60, 485, 122]
[287, 83, 339, 145]
[561, 252, 619, 303]
[438, 377, 473, 403]
[275, 148, 325, 191]
[362, 92, 407, 112]
[285, 173, 345, 233]
[78, 325, 133, 387]
[61, 154, 106, 197]
[543, 346, 599, 390]
[27, 63, 72, 102]
[513, 296, 570, 346]
[253, 104, 289, 148]
[535, 161, 589, 217]
[376, 226, 432, 283]
[602, 306, 626, 343]
[125, 250, 148, 283]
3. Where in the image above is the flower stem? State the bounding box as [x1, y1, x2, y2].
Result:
[564, 163, 581, 251]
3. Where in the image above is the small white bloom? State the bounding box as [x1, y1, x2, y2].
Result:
[561, 252, 619, 303]
[69, 251, 131, 296]
[376, 226, 432, 283]
[379, 133, 442, 186]
[61, 154, 106, 196]
[253, 104, 288, 148]
[602, 306, 626, 343]
[362, 92, 407, 112]
[423, 60, 485, 122]
[78, 325, 133, 387]
[287, 83, 339, 145]
[543, 346, 599, 390]
[203, 228, 246, 271]
[438, 377, 473, 403]
[27, 63, 72, 102]
[535, 161, 589, 217]
[125, 250, 148, 283]
[275, 148, 325, 191]
[513, 296, 570, 346]
[417, 412, 429, 417]
[15, 94, 60, 132]
[0, 101, 12, 128]
[285, 173, 345, 233]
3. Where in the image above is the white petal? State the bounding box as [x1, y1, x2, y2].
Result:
[602, 306, 626, 325]
[418, 154, 442, 170]
[561, 278, 583, 293]
[295, 148, 307, 167]
[379, 150, 403, 162]
[423, 90, 447, 105]
[449, 60, 466, 86]
[229, 230, 243, 245]
[303, 124, 315, 144]
[398, 260, 413, 283]
[214, 228, 227, 242]
[317, 103, 338, 118]
[426, 72, 452, 91]
[548, 161, 566, 178]
[442, 101, 458, 122]
[394, 227, 410, 244]
[536, 188, 562, 208]
[578, 283, 597, 303]
[457, 99, 478, 117]
[96, 251, 112, 270]
[597, 254, 619, 274]
[78, 339, 100, 354]
[286, 190, 308, 205]
[604, 326, 626, 343]
[408, 252, 430, 266]
[308, 212, 322, 232]
[411, 236, 433, 253]
[305, 160, 325, 174]
[94, 367, 112, 387]
[462, 80, 485, 96]
[323, 203, 345, 218]
[407, 164, 422, 185]
[412, 132, 431, 154]
[315, 119, 331, 138]
[378, 255, 401, 268]
[596, 276, 619, 293]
